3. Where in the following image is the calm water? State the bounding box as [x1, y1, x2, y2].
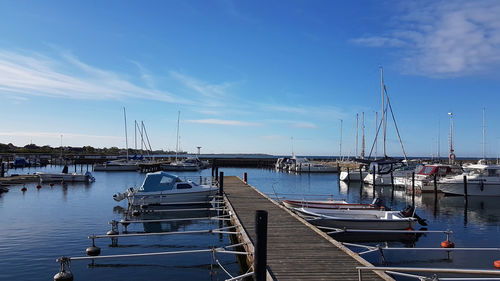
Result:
[1, 166, 500, 280]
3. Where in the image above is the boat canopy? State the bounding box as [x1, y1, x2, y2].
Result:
[139, 172, 180, 192]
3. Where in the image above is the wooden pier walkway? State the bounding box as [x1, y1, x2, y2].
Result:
[223, 176, 392, 281]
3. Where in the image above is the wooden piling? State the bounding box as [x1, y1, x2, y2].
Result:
[347, 167, 351, 182]
[254, 210, 268, 281]
[463, 175, 468, 198]
[218, 171, 224, 195]
[433, 174, 438, 196]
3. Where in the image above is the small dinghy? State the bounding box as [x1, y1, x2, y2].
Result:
[282, 198, 385, 210]
[295, 205, 426, 230]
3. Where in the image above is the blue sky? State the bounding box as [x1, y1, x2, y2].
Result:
[1, 0, 500, 157]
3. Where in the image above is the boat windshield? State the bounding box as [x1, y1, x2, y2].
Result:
[418, 166, 437, 175]
[139, 173, 178, 192]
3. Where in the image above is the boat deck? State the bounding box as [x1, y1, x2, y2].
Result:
[223, 176, 390, 281]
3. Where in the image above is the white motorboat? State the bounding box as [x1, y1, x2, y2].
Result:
[297, 207, 418, 230]
[294, 161, 338, 173]
[161, 160, 200, 171]
[36, 171, 95, 183]
[394, 163, 463, 192]
[113, 171, 218, 206]
[94, 159, 139, 171]
[438, 163, 500, 196]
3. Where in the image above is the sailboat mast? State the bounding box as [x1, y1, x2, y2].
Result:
[438, 118, 441, 161]
[355, 113, 359, 158]
[339, 119, 343, 160]
[123, 107, 129, 161]
[361, 112, 365, 159]
[483, 108, 486, 160]
[380, 67, 386, 158]
[448, 112, 454, 164]
[375, 111, 378, 160]
[175, 111, 180, 161]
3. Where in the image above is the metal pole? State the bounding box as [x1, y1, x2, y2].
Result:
[254, 210, 268, 281]
[372, 168, 376, 198]
[243, 172, 247, 183]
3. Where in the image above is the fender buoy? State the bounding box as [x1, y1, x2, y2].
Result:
[36, 184, 42, 189]
[21, 186, 27, 192]
[494, 260, 500, 268]
[441, 239, 455, 248]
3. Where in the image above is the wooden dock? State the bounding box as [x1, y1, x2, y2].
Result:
[223, 176, 392, 281]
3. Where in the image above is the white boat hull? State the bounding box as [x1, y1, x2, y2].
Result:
[308, 216, 416, 230]
[37, 172, 94, 183]
[340, 171, 368, 181]
[439, 181, 500, 196]
[129, 189, 217, 206]
[94, 164, 138, 171]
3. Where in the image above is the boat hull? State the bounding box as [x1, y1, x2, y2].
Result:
[129, 189, 217, 206]
[94, 164, 138, 171]
[37, 173, 93, 183]
[308, 216, 416, 230]
[439, 181, 500, 196]
[340, 171, 368, 181]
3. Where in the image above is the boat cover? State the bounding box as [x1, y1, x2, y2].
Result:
[139, 172, 179, 192]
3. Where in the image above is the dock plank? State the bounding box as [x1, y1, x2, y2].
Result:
[224, 176, 392, 281]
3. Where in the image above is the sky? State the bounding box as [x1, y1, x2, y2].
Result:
[1, 0, 500, 157]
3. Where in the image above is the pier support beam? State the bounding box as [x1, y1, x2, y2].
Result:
[219, 172, 224, 195]
[254, 210, 268, 281]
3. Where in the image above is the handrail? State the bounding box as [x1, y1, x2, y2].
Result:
[357, 266, 500, 281]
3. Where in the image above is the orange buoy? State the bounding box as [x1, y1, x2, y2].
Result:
[406, 227, 414, 231]
[494, 260, 500, 268]
[441, 239, 455, 248]
[50, 183, 54, 187]
[36, 184, 42, 189]
[21, 186, 27, 192]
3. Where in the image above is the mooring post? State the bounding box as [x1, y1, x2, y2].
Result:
[0, 161, 4, 178]
[255, 210, 268, 281]
[434, 174, 438, 196]
[372, 168, 376, 197]
[218, 171, 224, 195]
[243, 172, 247, 183]
[215, 167, 219, 181]
[463, 175, 468, 198]
[390, 171, 394, 189]
[347, 167, 350, 182]
[412, 172, 415, 207]
[359, 167, 363, 186]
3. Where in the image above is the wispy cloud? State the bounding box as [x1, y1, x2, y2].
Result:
[0, 131, 122, 140]
[186, 118, 261, 126]
[170, 71, 232, 99]
[351, 1, 500, 77]
[269, 119, 318, 129]
[0, 50, 190, 103]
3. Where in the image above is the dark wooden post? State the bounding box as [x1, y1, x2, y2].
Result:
[0, 161, 4, 178]
[218, 171, 224, 195]
[346, 167, 350, 182]
[390, 171, 394, 189]
[433, 174, 438, 196]
[412, 172, 415, 207]
[254, 210, 268, 281]
[463, 175, 468, 198]
[359, 168, 363, 185]
[243, 172, 247, 183]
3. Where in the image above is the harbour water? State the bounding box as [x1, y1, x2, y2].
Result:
[1, 165, 500, 280]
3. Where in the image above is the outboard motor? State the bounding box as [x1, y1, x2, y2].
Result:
[401, 206, 428, 226]
[371, 198, 391, 210]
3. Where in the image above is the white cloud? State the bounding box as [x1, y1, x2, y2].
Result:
[0, 50, 190, 103]
[186, 118, 261, 126]
[351, 0, 500, 77]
